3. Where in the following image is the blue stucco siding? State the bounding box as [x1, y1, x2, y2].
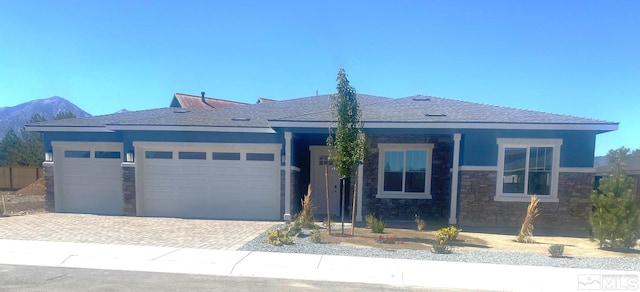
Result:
[460, 129, 597, 168]
[121, 131, 282, 154]
[44, 132, 123, 152]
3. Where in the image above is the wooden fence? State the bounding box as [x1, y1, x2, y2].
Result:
[0, 167, 43, 190]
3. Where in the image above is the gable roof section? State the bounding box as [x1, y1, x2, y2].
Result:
[27, 93, 617, 133]
[170, 93, 248, 109]
[268, 95, 618, 131]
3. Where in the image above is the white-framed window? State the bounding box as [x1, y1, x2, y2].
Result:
[496, 138, 562, 202]
[376, 143, 433, 199]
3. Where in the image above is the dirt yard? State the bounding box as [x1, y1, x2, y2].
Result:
[319, 226, 640, 258]
[1, 178, 47, 216]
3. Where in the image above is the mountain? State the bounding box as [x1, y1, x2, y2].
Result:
[0, 96, 92, 138]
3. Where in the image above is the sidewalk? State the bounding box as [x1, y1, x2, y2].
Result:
[0, 239, 638, 291]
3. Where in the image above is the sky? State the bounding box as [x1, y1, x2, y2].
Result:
[0, 1, 638, 156]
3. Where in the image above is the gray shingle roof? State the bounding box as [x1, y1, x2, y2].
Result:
[27, 93, 616, 130]
[276, 95, 613, 124]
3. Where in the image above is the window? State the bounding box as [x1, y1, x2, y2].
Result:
[376, 143, 433, 199]
[246, 153, 275, 161]
[178, 151, 206, 160]
[145, 151, 173, 159]
[64, 150, 90, 158]
[95, 151, 121, 159]
[212, 152, 241, 160]
[496, 138, 562, 202]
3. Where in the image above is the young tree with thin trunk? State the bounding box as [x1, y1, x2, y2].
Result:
[327, 68, 366, 235]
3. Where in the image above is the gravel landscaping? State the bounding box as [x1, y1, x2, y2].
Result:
[239, 225, 640, 272]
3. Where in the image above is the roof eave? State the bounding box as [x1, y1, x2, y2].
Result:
[267, 120, 619, 131]
[105, 125, 276, 133]
[25, 125, 114, 133]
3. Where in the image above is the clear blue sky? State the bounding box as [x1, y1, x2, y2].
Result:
[1, 1, 638, 155]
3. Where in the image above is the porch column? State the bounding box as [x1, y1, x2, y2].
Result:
[284, 131, 292, 222]
[449, 133, 461, 225]
[357, 163, 364, 222]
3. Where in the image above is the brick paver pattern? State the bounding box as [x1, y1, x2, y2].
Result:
[0, 213, 277, 250]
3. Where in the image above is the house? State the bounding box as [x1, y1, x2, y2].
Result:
[26, 93, 618, 230]
[170, 92, 247, 109]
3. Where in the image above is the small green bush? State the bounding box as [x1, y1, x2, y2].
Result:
[431, 241, 453, 254]
[370, 215, 386, 233]
[436, 226, 461, 243]
[309, 230, 322, 243]
[548, 244, 565, 258]
[265, 228, 293, 246]
[365, 213, 376, 228]
[431, 226, 461, 254]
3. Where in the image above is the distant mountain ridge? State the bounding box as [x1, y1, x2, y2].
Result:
[0, 96, 92, 138]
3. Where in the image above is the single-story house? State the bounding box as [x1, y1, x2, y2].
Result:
[26, 93, 618, 229]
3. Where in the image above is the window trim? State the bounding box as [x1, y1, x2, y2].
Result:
[376, 143, 433, 199]
[496, 138, 562, 202]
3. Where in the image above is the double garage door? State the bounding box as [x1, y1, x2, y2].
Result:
[53, 142, 124, 215]
[136, 143, 281, 220]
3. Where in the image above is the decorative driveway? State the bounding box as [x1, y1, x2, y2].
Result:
[0, 213, 277, 250]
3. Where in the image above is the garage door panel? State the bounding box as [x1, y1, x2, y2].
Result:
[139, 145, 280, 220]
[56, 145, 123, 215]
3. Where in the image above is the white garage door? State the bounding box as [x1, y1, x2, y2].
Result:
[136, 143, 281, 220]
[53, 142, 123, 215]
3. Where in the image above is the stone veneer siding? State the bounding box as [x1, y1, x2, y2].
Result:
[122, 163, 136, 216]
[43, 162, 55, 212]
[363, 134, 452, 220]
[458, 171, 594, 229]
[281, 168, 301, 220]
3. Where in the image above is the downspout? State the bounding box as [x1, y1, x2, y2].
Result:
[284, 132, 292, 222]
[449, 133, 461, 225]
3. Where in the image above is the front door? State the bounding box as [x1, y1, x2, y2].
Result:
[309, 146, 341, 216]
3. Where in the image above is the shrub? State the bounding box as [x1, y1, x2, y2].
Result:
[517, 195, 539, 243]
[414, 215, 425, 231]
[375, 235, 402, 244]
[432, 226, 461, 254]
[590, 149, 640, 249]
[370, 215, 386, 233]
[431, 241, 453, 254]
[548, 244, 565, 258]
[365, 213, 376, 228]
[309, 230, 322, 243]
[436, 226, 461, 243]
[295, 185, 316, 229]
[264, 227, 293, 246]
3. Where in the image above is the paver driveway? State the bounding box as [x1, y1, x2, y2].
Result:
[0, 213, 277, 250]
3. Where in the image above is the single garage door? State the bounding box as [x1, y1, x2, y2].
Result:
[137, 143, 281, 220]
[53, 142, 123, 215]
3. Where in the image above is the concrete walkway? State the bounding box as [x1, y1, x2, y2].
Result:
[1, 239, 638, 291]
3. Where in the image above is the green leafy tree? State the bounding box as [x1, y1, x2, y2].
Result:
[327, 68, 366, 234]
[590, 147, 640, 249]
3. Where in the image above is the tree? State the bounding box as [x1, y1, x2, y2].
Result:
[55, 111, 76, 120]
[15, 114, 46, 167]
[590, 147, 640, 249]
[327, 68, 366, 235]
[0, 129, 21, 166]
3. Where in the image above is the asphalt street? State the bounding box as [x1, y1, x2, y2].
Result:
[0, 264, 465, 292]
